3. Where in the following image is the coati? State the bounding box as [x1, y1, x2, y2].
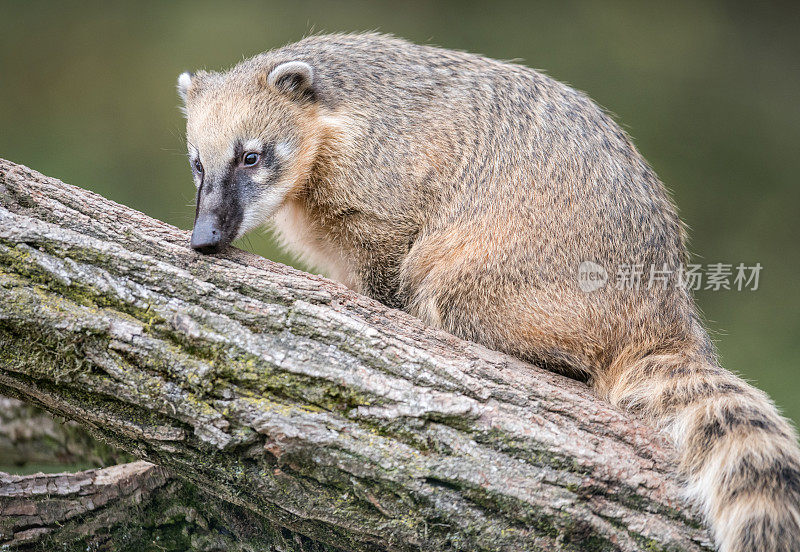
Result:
[177, 33, 800, 551]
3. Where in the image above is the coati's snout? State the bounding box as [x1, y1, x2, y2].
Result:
[190, 213, 223, 254]
[190, 179, 244, 255]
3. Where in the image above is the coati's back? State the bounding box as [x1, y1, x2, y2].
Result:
[179, 34, 800, 551]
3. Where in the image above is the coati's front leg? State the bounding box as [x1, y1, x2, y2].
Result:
[350, 252, 406, 310]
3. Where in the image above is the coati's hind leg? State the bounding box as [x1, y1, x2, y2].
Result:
[399, 248, 606, 382]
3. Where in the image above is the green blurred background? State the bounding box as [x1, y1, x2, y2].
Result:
[1, 1, 798, 426]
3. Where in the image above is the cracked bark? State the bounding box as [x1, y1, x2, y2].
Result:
[0, 158, 712, 551]
[0, 397, 331, 551]
[0, 461, 343, 551]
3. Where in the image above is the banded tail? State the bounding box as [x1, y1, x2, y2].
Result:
[600, 347, 800, 551]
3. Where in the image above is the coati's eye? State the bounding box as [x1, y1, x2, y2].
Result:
[193, 159, 203, 174]
[242, 152, 260, 166]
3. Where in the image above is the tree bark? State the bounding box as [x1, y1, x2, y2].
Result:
[0, 462, 344, 551]
[0, 158, 712, 551]
[0, 397, 330, 551]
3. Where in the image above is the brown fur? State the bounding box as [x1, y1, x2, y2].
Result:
[179, 33, 800, 551]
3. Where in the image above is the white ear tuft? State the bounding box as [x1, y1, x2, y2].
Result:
[266, 61, 314, 97]
[177, 72, 194, 101]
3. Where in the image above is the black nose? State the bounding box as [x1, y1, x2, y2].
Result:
[191, 214, 222, 254]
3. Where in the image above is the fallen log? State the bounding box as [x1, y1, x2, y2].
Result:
[0, 158, 712, 551]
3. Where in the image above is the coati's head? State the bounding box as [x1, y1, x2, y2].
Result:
[178, 60, 328, 254]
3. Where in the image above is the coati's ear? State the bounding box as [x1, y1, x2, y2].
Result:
[177, 71, 195, 103]
[264, 61, 314, 99]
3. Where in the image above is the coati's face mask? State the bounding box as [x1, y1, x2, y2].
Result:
[177, 61, 317, 254]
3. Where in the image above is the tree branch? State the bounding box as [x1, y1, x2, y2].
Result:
[0, 398, 338, 551]
[0, 158, 712, 551]
[0, 461, 344, 551]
